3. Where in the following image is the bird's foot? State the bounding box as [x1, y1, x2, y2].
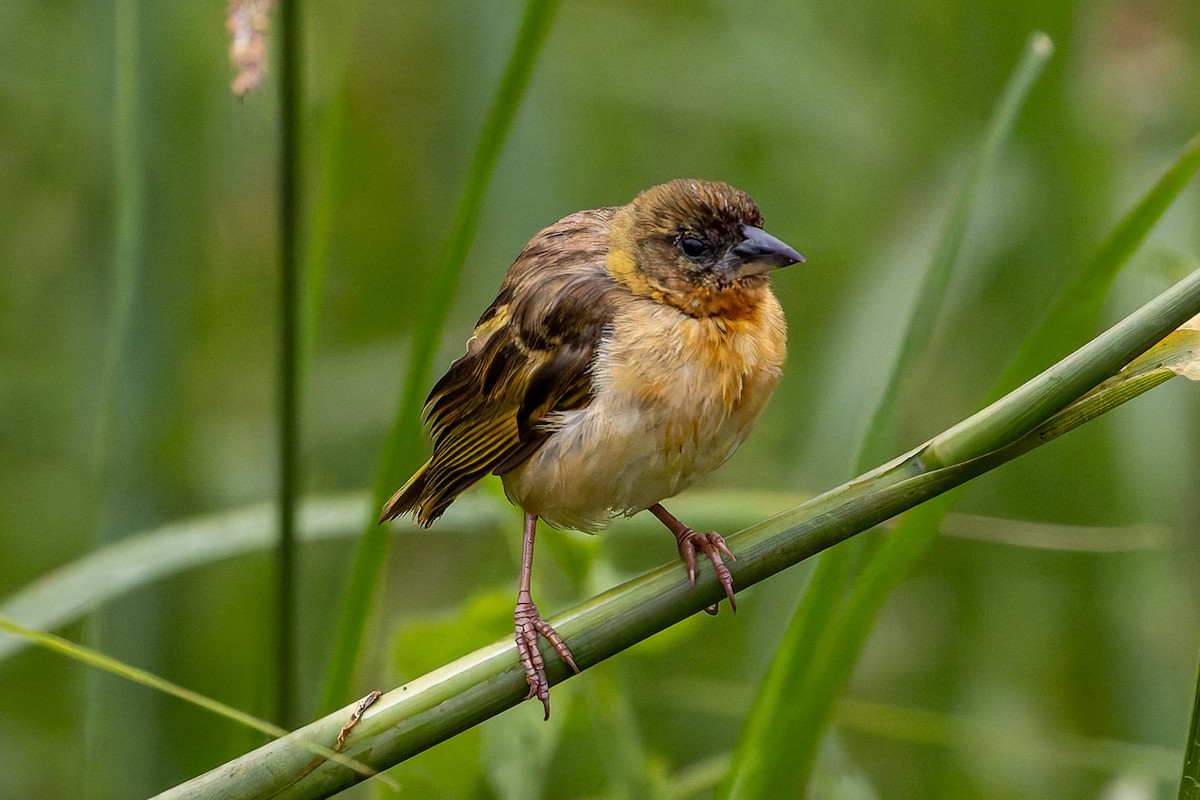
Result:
[514, 592, 579, 719]
[674, 528, 737, 614]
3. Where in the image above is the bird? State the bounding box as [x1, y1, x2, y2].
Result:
[380, 179, 803, 718]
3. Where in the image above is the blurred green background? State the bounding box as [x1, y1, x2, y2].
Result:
[2, 0, 1199, 798]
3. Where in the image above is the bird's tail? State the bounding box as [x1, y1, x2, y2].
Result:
[379, 460, 436, 526]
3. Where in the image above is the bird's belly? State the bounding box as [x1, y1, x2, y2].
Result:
[502, 304, 784, 531]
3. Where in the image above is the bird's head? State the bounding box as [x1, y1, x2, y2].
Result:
[607, 179, 803, 318]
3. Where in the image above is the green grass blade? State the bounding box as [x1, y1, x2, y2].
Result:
[996, 131, 1200, 398]
[720, 32, 1054, 798]
[933, 130, 1200, 461]
[0, 616, 394, 786]
[837, 698, 1181, 780]
[321, 0, 561, 713]
[855, 31, 1054, 470]
[299, 80, 348, 388]
[0, 490, 775, 665]
[82, 2, 151, 792]
[0, 494, 510, 662]
[96, 0, 145, 481]
[809, 325, 1197, 739]
[730, 131, 1200, 798]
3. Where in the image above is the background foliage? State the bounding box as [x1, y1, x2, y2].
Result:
[1, 1, 1199, 798]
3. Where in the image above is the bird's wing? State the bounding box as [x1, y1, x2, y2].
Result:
[381, 209, 619, 525]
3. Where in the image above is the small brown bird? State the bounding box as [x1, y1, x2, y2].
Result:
[381, 179, 802, 717]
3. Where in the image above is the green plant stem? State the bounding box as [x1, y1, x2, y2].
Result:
[997, 130, 1200, 398]
[83, 1, 147, 794]
[0, 617, 393, 787]
[298, 81, 347, 388]
[276, 0, 302, 728]
[98, 0, 144, 477]
[726, 117, 1200, 796]
[726, 35, 1053, 792]
[155, 269, 1200, 800]
[322, 0, 560, 713]
[9, 489, 1165, 666]
[0, 489, 800, 664]
[856, 31, 1053, 470]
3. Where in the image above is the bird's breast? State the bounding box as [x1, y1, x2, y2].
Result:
[502, 290, 786, 531]
[597, 294, 786, 439]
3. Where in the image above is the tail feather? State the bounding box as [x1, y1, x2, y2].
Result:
[379, 460, 437, 525]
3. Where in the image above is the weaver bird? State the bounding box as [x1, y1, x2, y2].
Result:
[381, 179, 802, 717]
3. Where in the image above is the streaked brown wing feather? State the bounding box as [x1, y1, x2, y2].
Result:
[381, 208, 620, 526]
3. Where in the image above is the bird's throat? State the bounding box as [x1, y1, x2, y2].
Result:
[606, 248, 767, 321]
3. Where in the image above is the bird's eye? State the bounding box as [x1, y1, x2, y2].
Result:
[678, 234, 710, 260]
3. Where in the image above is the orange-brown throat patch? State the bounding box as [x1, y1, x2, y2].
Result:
[661, 280, 768, 320]
[606, 247, 767, 321]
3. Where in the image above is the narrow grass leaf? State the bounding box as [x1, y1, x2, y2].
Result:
[322, 0, 561, 713]
[81, 3, 152, 790]
[0, 493, 512, 663]
[996, 131, 1200, 397]
[824, 317, 1199, 730]
[720, 32, 1054, 798]
[0, 489, 773, 665]
[837, 698, 1181, 779]
[96, 0, 145, 480]
[299, 80, 348, 388]
[856, 31, 1055, 470]
[0, 616, 394, 787]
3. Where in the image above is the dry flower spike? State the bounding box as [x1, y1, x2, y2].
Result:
[227, 0, 276, 98]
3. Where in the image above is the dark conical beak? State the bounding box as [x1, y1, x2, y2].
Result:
[731, 225, 805, 276]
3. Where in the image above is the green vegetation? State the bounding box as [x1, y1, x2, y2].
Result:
[1, 2, 1198, 798]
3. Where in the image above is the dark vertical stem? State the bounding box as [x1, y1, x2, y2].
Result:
[276, 0, 300, 727]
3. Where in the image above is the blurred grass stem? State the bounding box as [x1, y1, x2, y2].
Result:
[856, 31, 1053, 470]
[0, 616, 396, 787]
[322, 0, 561, 713]
[82, 1, 148, 794]
[99, 0, 145, 478]
[723, 33, 1054, 796]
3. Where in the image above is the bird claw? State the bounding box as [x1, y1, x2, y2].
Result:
[514, 595, 578, 720]
[674, 528, 738, 613]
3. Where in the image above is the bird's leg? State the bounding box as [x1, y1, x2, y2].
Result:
[649, 503, 737, 613]
[513, 511, 579, 719]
